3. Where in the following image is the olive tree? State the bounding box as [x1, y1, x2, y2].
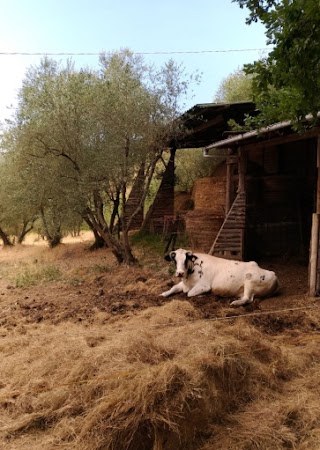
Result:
[214, 67, 253, 103]
[4, 50, 192, 263]
[0, 134, 39, 245]
[3, 63, 91, 247]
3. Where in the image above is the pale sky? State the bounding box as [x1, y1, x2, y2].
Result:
[0, 0, 269, 124]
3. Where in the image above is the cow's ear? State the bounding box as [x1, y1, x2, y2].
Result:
[164, 251, 176, 262]
[186, 252, 198, 262]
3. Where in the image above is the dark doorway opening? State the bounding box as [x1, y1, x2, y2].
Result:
[245, 138, 317, 263]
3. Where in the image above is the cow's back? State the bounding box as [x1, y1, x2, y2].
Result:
[194, 253, 277, 298]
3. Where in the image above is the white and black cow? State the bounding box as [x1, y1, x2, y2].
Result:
[161, 248, 279, 306]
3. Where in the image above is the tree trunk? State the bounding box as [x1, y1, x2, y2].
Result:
[124, 163, 145, 231]
[49, 233, 62, 248]
[122, 225, 138, 265]
[0, 227, 13, 246]
[89, 235, 106, 250]
[40, 207, 62, 248]
[82, 216, 107, 250]
[18, 220, 34, 244]
[83, 207, 137, 265]
[109, 190, 120, 234]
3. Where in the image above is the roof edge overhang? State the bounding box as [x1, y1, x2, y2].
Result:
[204, 120, 291, 153]
[204, 112, 320, 155]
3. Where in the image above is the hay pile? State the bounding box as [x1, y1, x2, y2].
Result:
[185, 177, 226, 252]
[201, 333, 320, 450]
[185, 210, 224, 253]
[192, 177, 226, 214]
[174, 191, 193, 213]
[2, 300, 320, 450]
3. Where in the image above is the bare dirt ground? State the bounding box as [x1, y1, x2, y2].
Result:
[0, 232, 312, 330]
[1, 233, 320, 450]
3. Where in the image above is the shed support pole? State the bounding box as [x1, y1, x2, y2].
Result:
[237, 146, 246, 194]
[309, 136, 320, 296]
[309, 213, 319, 296]
[226, 149, 237, 214]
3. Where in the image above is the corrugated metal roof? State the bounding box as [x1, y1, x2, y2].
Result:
[204, 120, 292, 151]
[204, 112, 320, 153]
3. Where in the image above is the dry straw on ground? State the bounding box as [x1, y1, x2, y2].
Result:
[1, 238, 320, 449]
[2, 299, 320, 450]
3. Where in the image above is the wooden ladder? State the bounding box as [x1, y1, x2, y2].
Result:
[208, 192, 246, 260]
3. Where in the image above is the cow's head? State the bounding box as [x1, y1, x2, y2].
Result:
[164, 248, 198, 278]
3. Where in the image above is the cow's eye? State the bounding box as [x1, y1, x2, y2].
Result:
[170, 252, 176, 261]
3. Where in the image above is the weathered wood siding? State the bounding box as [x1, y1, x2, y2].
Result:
[142, 149, 175, 233]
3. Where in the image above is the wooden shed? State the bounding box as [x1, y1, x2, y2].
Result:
[144, 100, 320, 295]
[204, 120, 320, 296]
[143, 102, 256, 234]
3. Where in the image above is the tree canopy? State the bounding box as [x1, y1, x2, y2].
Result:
[213, 67, 253, 103]
[233, 0, 320, 127]
[0, 49, 195, 263]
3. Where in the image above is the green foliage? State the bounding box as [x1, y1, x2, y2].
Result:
[233, 0, 320, 128]
[214, 67, 254, 103]
[175, 148, 226, 192]
[130, 231, 166, 256]
[130, 230, 190, 259]
[235, 0, 282, 25]
[0, 149, 37, 241]
[0, 49, 197, 262]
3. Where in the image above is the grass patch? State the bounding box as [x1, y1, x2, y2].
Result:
[90, 264, 111, 274]
[15, 264, 63, 288]
[130, 231, 165, 255]
[67, 276, 84, 287]
[0, 263, 12, 280]
[131, 231, 190, 256]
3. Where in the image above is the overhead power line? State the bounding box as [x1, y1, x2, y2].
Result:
[0, 48, 269, 56]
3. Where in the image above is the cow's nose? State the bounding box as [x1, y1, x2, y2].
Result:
[176, 272, 184, 278]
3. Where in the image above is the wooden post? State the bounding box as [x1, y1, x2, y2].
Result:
[317, 136, 320, 214]
[308, 136, 320, 296]
[238, 146, 246, 194]
[226, 149, 237, 214]
[309, 213, 319, 296]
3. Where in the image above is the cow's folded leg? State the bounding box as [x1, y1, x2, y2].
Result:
[231, 274, 255, 306]
[231, 272, 255, 306]
[187, 283, 210, 297]
[160, 281, 184, 297]
[230, 296, 254, 306]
